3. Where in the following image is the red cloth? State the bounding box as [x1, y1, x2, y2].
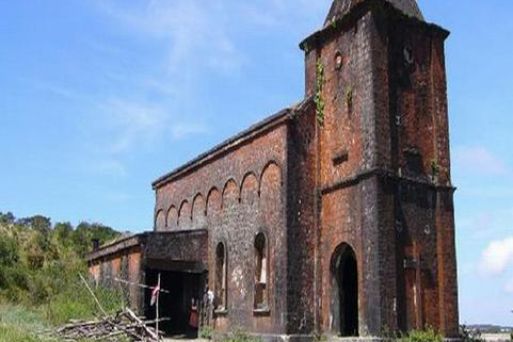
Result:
[150, 282, 160, 306]
[189, 306, 199, 328]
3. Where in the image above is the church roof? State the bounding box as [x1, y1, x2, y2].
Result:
[151, 97, 314, 189]
[324, 0, 424, 26]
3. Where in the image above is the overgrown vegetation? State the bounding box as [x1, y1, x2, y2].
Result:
[0, 211, 124, 341]
[0, 305, 51, 341]
[399, 328, 443, 342]
[315, 59, 326, 126]
[199, 325, 215, 340]
[460, 325, 485, 342]
[222, 329, 262, 342]
[345, 85, 354, 114]
[430, 159, 440, 181]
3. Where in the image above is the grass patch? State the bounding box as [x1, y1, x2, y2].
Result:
[0, 279, 124, 342]
[0, 324, 42, 342]
[399, 328, 443, 342]
[42, 278, 125, 325]
[0, 304, 54, 341]
[222, 329, 262, 342]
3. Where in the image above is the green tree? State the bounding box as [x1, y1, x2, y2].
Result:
[72, 222, 119, 256]
[0, 235, 18, 266]
[18, 215, 51, 233]
[0, 212, 15, 225]
[53, 222, 74, 246]
[0, 211, 122, 307]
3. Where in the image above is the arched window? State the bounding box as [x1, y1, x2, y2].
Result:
[254, 233, 268, 310]
[215, 242, 227, 310]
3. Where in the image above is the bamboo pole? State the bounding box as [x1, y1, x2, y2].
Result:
[156, 272, 161, 342]
[79, 273, 107, 317]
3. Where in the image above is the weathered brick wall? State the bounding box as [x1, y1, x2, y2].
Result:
[435, 189, 458, 336]
[90, 263, 100, 284]
[384, 10, 458, 337]
[304, 8, 393, 336]
[128, 249, 143, 312]
[88, 246, 144, 313]
[154, 124, 289, 334]
[300, 1, 458, 337]
[286, 98, 317, 335]
[145, 231, 208, 265]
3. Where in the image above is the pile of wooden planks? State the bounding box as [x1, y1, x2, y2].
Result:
[56, 308, 165, 341]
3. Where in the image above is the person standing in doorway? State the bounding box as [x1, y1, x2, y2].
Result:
[188, 297, 199, 336]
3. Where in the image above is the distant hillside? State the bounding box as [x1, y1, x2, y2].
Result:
[0, 211, 123, 306]
[467, 324, 513, 334]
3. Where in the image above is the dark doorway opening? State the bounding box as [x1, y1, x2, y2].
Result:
[145, 269, 204, 338]
[331, 244, 359, 337]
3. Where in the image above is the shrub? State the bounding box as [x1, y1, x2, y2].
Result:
[0, 213, 124, 340]
[400, 328, 443, 342]
[222, 329, 262, 342]
[313, 332, 328, 342]
[199, 325, 214, 340]
[0, 236, 18, 267]
[460, 325, 485, 342]
[44, 277, 125, 325]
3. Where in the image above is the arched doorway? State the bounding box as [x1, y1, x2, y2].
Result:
[331, 243, 358, 337]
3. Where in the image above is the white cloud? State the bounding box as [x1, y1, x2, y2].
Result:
[454, 146, 509, 175]
[98, 98, 168, 153]
[505, 278, 513, 294]
[75, 0, 336, 166]
[94, 0, 244, 75]
[479, 237, 513, 276]
[91, 0, 334, 76]
[92, 98, 208, 154]
[237, 0, 329, 30]
[82, 0, 337, 157]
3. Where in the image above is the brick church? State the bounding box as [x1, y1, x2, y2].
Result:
[88, 0, 459, 339]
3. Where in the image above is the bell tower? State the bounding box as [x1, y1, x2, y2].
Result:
[299, 0, 459, 337]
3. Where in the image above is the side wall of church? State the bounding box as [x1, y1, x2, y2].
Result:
[154, 124, 289, 335]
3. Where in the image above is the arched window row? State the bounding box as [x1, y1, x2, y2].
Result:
[155, 161, 283, 231]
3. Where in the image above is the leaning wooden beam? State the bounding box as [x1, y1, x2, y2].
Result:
[79, 272, 108, 317]
[104, 275, 171, 294]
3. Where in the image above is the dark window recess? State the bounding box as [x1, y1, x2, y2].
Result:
[335, 51, 344, 70]
[404, 147, 423, 175]
[403, 46, 414, 65]
[333, 149, 349, 166]
[215, 242, 227, 311]
[254, 233, 269, 311]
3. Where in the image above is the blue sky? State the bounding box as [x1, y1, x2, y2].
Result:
[1, 0, 512, 326]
